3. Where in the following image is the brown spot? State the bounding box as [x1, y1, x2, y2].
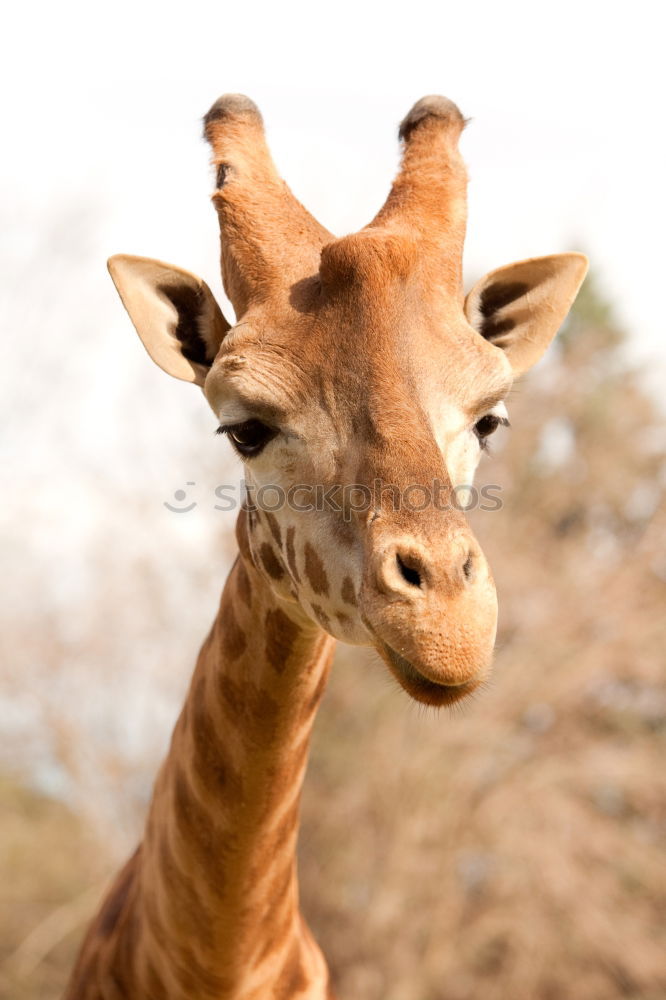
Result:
[218, 674, 281, 741]
[304, 542, 329, 596]
[336, 611, 351, 629]
[218, 673, 243, 716]
[247, 686, 282, 741]
[260, 542, 285, 581]
[190, 678, 244, 804]
[285, 526, 301, 582]
[219, 601, 247, 660]
[332, 514, 355, 545]
[265, 511, 282, 548]
[265, 608, 301, 674]
[310, 603, 331, 631]
[235, 559, 252, 609]
[172, 767, 227, 873]
[341, 576, 356, 606]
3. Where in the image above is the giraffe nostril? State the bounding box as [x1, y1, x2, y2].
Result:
[462, 551, 474, 582]
[396, 553, 422, 588]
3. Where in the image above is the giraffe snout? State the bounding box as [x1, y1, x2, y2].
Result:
[361, 531, 497, 706]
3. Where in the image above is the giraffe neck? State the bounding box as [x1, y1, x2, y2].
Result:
[65, 516, 336, 1000]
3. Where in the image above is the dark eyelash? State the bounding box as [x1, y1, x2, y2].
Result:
[478, 416, 510, 431]
[215, 419, 279, 458]
[477, 415, 510, 452]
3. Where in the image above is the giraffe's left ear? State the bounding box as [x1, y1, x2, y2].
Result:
[108, 254, 232, 386]
[464, 253, 588, 376]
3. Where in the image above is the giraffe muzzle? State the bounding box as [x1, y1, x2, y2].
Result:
[361, 532, 498, 705]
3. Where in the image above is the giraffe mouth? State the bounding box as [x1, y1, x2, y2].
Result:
[378, 642, 483, 707]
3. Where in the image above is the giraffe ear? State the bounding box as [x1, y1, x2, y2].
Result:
[464, 253, 588, 376]
[108, 254, 232, 386]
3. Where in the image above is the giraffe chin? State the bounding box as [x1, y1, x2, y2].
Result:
[378, 642, 484, 707]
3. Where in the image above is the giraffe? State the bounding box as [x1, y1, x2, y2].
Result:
[64, 94, 587, 999]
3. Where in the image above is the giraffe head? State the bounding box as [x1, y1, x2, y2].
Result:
[109, 95, 587, 706]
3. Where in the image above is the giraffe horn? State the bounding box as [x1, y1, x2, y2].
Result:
[203, 94, 332, 317]
[368, 95, 469, 296]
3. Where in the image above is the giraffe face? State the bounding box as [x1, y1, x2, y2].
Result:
[202, 277, 510, 705]
[108, 94, 587, 706]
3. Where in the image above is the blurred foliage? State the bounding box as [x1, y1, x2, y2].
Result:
[0, 778, 107, 1000]
[2, 271, 665, 999]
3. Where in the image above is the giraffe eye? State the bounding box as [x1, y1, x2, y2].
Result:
[217, 419, 278, 457]
[474, 413, 509, 449]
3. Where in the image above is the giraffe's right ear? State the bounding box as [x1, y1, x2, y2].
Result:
[464, 253, 588, 377]
[107, 255, 231, 386]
